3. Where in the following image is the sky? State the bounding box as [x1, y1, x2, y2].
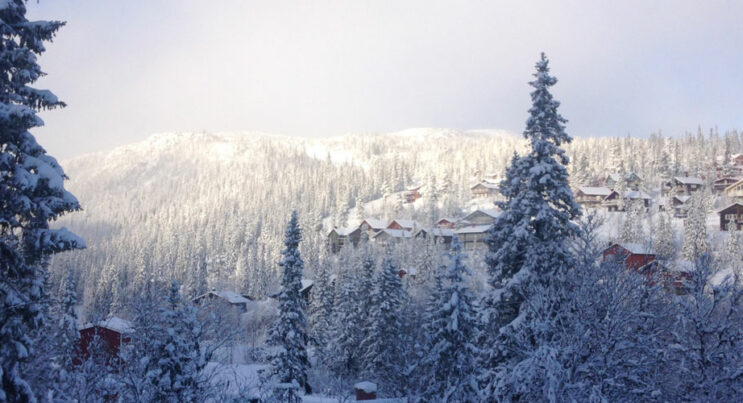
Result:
[27, 0, 743, 158]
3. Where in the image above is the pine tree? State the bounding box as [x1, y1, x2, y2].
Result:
[654, 210, 676, 260]
[418, 238, 480, 402]
[55, 271, 79, 371]
[360, 255, 406, 397]
[0, 2, 84, 400]
[329, 261, 363, 379]
[481, 53, 581, 398]
[265, 211, 310, 402]
[147, 281, 206, 402]
[308, 258, 334, 365]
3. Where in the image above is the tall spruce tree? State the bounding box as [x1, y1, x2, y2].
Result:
[265, 211, 310, 402]
[481, 53, 581, 398]
[0, 2, 84, 401]
[418, 237, 480, 402]
[360, 254, 406, 397]
[147, 281, 206, 403]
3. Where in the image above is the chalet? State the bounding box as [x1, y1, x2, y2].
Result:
[326, 227, 363, 254]
[387, 219, 420, 231]
[671, 176, 704, 194]
[359, 218, 387, 234]
[713, 176, 740, 193]
[436, 217, 457, 229]
[603, 190, 651, 212]
[460, 208, 500, 226]
[718, 202, 743, 230]
[636, 260, 692, 295]
[403, 184, 423, 203]
[414, 227, 454, 247]
[574, 186, 612, 208]
[602, 243, 656, 271]
[371, 228, 413, 244]
[671, 195, 691, 218]
[269, 279, 314, 304]
[733, 153, 743, 166]
[454, 224, 492, 250]
[470, 180, 499, 199]
[76, 316, 133, 367]
[606, 172, 642, 190]
[724, 178, 743, 200]
[193, 290, 253, 312]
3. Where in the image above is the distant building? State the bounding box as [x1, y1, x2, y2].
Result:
[574, 186, 612, 208]
[387, 219, 420, 231]
[671, 195, 691, 218]
[436, 217, 457, 229]
[414, 227, 454, 247]
[403, 184, 423, 203]
[459, 208, 500, 226]
[359, 218, 387, 234]
[713, 176, 740, 193]
[454, 224, 492, 250]
[76, 316, 133, 368]
[603, 190, 651, 212]
[193, 290, 254, 312]
[470, 180, 499, 199]
[602, 243, 656, 271]
[326, 227, 362, 253]
[671, 176, 704, 195]
[370, 228, 413, 245]
[606, 172, 642, 190]
[354, 381, 377, 401]
[724, 178, 743, 200]
[718, 202, 743, 230]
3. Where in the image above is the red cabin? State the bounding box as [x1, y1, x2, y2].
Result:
[602, 243, 656, 271]
[76, 316, 133, 368]
[354, 381, 377, 401]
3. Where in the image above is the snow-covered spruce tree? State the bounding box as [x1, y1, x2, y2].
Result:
[682, 192, 709, 261]
[264, 211, 311, 402]
[328, 260, 362, 379]
[654, 210, 676, 261]
[0, 2, 84, 401]
[620, 200, 645, 243]
[723, 221, 742, 270]
[418, 237, 480, 402]
[308, 257, 334, 366]
[360, 254, 406, 397]
[481, 53, 581, 398]
[53, 270, 80, 391]
[147, 281, 206, 402]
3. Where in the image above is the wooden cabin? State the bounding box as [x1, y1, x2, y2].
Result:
[671, 176, 704, 195]
[724, 178, 743, 199]
[574, 186, 612, 208]
[192, 290, 253, 312]
[671, 195, 691, 218]
[404, 184, 423, 203]
[454, 224, 492, 250]
[470, 181, 498, 199]
[713, 176, 740, 193]
[606, 172, 642, 190]
[76, 317, 133, 368]
[387, 219, 420, 231]
[436, 217, 457, 229]
[718, 202, 743, 230]
[326, 227, 362, 253]
[602, 243, 656, 271]
[460, 209, 499, 226]
[414, 227, 454, 247]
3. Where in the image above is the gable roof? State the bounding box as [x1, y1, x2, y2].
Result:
[454, 224, 493, 234]
[717, 202, 743, 214]
[372, 229, 413, 239]
[577, 186, 612, 197]
[327, 227, 356, 237]
[674, 176, 704, 185]
[414, 227, 455, 237]
[625, 190, 651, 200]
[471, 181, 498, 190]
[673, 195, 691, 204]
[388, 219, 420, 229]
[724, 178, 743, 192]
[462, 208, 500, 221]
[360, 218, 387, 230]
[196, 290, 252, 305]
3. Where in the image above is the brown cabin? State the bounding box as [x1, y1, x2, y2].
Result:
[718, 203, 743, 230]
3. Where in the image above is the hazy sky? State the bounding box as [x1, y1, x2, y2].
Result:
[27, 0, 743, 158]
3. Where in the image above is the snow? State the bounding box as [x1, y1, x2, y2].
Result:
[578, 186, 612, 196]
[674, 176, 704, 185]
[81, 316, 134, 333]
[360, 218, 388, 230]
[389, 219, 420, 229]
[615, 242, 653, 255]
[210, 290, 252, 305]
[354, 381, 377, 393]
[455, 224, 493, 234]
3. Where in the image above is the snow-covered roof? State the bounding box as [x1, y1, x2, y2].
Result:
[81, 316, 134, 333]
[360, 218, 388, 230]
[406, 183, 423, 191]
[577, 186, 612, 196]
[301, 279, 313, 293]
[437, 217, 457, 223]
[625, 190, 651, 200]
[671, 260, 695, 273]
[455, 224, 493, 234]
[462, 208, 500, 221]
[388, 219, 420, 229]
[673, 195, 691, 204]
[724, 178, 743, 192]
[471, 181, 498, 190]
[614, 242, 653, 255]
[373, 229, 413, 239]
[211, 290, 252, 305]
[354, 381, 377, 393]
[327, 226, 355, 236]
[674, 176, 704, 185]
[716, 202, 743, 213]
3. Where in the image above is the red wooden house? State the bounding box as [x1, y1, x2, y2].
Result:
[354, 381, 377, 401]
[76, 316, 133, 368]
[404, 184, 423, 203]
[602, 243, 656, 271]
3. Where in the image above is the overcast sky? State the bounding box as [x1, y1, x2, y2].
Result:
[27, 0, 743, 158]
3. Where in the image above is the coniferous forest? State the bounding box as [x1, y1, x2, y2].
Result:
[3, 1, 743, 402]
